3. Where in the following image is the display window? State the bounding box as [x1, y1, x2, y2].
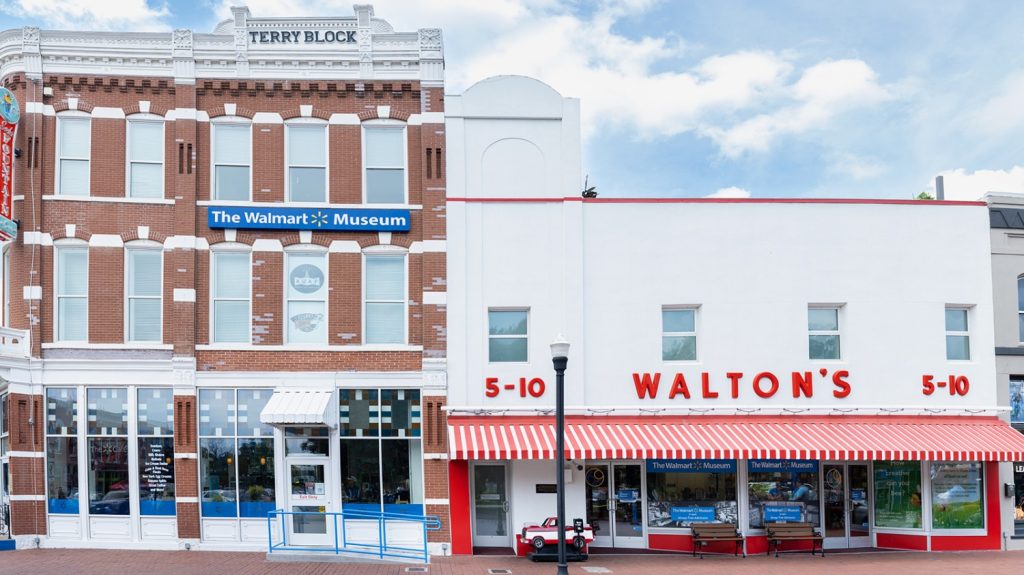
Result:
[1014, 461, 1024, 536]
[45, 388, 79, 514]
[645, 459, 737, 528]
[747, 459, 820, 529]
[930, 462, 983, 530]
[873, 461, 922, 529]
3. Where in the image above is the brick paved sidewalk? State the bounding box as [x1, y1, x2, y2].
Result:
[2, 549, 1024, 575]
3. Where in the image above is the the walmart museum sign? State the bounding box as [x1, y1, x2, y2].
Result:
[207, 206, 410, 232]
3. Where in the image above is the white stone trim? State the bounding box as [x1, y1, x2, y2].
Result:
[252, 238, 283, 252]
[224, 229, 237, 242]
[41, 342, 174, 350]
[173, 288, 196, 303]
[223, 103, 236, 116]
[252, 112, 283, 124]
[410, 240, 446, 253]
[377, 105, 391, 119]
[165, 108, 210, 122]
[329, 240, 361, 253]
[197, 200, 420, 210]
[91, 106, 126, 119]
[378, 231, 392, 245]
[23, 285, 42, 300]
[64, 223, 76, 238]
[88, 234, 124, 247]
[195, 343, 424, 352]
[408, 112, 445, 125]
[175, 496, 199, 503]
[23, 231, 53, 245]
[328, 113, 361, 125]
[42, 195, 175, 205]
[137, 226, 149, 239]
[300, 104, 313, 117]
[25, 101, 55, 116]
[299, 230, 312, 244]
[7, 451, 45, 458]
[68, 97, 78, 110]
[174, 453, 198, 460]
[139, 100, 151, 114]
[423, 291, 446, 305]
[10, 494, 46, 501]
[423, 453, 449, 460]
[165, 236, 210, 250]
[424, 498, 449, 505]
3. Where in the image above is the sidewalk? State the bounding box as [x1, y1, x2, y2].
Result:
[2, 549, 1024, 575]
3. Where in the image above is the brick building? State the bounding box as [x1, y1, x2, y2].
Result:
[0, 5, 451, 553]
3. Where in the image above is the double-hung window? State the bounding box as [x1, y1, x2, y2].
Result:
[662, 307, 697, 361]
[1017, 276, 1024, 342]
[57, 115, 90, 196]
[285, 252, 328, 344]
[56, 246, 88, 341]
[212, 123, 251, 201]
[945, 306, 970, 360]
[364, 125, 406, 204]
[364, 254, 406, 344]
[127, 118, 164, 198]
[211, 251, 251, 343]
[488, 309, 528, 362]
[287, 123, 327, 202]
[126, 248, 162, 342]
[808, 306, 841, 360]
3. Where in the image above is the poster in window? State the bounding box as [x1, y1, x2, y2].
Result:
[873, 461, 922, 529]
[1011, 379, 1024, 425]
[931, 462, 983, 529]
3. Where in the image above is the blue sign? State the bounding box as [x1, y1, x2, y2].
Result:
[207, 206, 411, 232]
[670, 506, 715, 523]
[748, 459, 818, 473]
[647, 459, 736, 473]
[763, 505, 803, 522]
[617, 489, 639, 503]
[851, 488, 866, 502]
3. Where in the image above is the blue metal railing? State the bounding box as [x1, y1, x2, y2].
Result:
[267, 508, 442, 564]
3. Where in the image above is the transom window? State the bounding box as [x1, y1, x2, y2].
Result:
[212, 123, 251, 201]
[364, 126, 406, 204]
[287, 124, 327, 202]
[808, 306, 841, 360]
[57, 115, 90, 196]
[127, 119, 164, 198]
[945, 307, 970, 360]
[662, 307, 697, 361]
[488, 309, 528, 362]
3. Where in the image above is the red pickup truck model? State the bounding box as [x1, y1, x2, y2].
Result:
[520, 517, 595, 550]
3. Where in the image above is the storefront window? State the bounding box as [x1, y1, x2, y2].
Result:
[646, 459, 737, 528]
[285, 427, 330, 455]
[238, 438, 274, 517]
[0, 392, 8, 457]
[200, 438, 236, 517]
[87, 389, 129, 516]
[138, 388, 174, 516]
[930, 462, 983, 530]
[341, 439, 380, 510]
[46, 388, 79, 514]
[747, 460, 820, 529]
[1014, 462, 1024, 536]
[874, 461, 922, 528]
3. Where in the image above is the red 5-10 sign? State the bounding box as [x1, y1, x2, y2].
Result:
[485, 377, 547, 398]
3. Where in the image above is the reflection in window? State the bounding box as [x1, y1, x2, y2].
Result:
[382, 439, 423, 513]
[747, 460, 820, 529]
[646, 460, 737, 528]
[662, 308, 697, 361]
[945, 307, 970, 360]
[86, 389, 129, 516]
[200, 438, 237, 518]
[874, 461, 922, 529]
[340, 439, 380, 510]
[239, 438, 275, 517]
[46, 388, 79, 513]
[285, 427, 330, 455]
[488, 309, 528, 362]
[808, 307, 840, 360]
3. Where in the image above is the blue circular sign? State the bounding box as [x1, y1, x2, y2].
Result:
[290, 263, 324, 294]
[0, 87, 20, 125]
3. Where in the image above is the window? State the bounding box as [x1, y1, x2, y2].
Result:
[46, 388, 79, 514]
[1014, 462, 1024, 536]
[287, 124, 327, 203]
[365, 255, 405, 344]
[127, 119, 164, 198]
[873, 461, 922, 529]
[56, 246, 88, 342]
[1012, 377, 1024, 427]
[930, 462, 983, 530]
[339, 389, 422, 514]
[286, 252, 327, 344]
[364, 126, 406, 204]
[0, 392, 8, 458]
[285, 427, 329, 455]
[1018, 276, 1024, 343]
[86, 388, 129, 516]
[747, 460, 820, 529]
[211, 251, 250, 343]
[212, 123, 251, 201]
[945, 307, 970, 360]
[808, 306, 840, 360]
[3, 248, 10, 326]
[646, 459, 737, 528]
[138, 388, 175, 516]
[662, 308, 696, 361]
[57, 115, 90, 196]
[198, 388, 274, 518]
[126, 248, 162, 342]
[488, 309, 528, 362]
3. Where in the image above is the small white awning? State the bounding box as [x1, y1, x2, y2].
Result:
[260, 388, 337, 428]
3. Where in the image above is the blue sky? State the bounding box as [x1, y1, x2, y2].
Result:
[2, 0, 1023, 200]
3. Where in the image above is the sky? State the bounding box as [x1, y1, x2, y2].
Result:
[2, 0, 1023, 200]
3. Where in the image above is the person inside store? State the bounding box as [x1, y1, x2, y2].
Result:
[790, 474, 815, 501]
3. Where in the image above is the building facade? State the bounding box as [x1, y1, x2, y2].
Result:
[444, 76, 1024, 555]
[0, 5, 452, 552]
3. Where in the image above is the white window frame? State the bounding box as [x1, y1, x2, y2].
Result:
[661, 305, 698, 362]
[945, 305, 972, 361]
[487, 307, 529, 364]
[124, 241, 163, 343]
[362, 247, 408, 345]
[284, 247, 329, 345]
[54, 240, 89, 342]
[55, 112, 91, 196]
[125, 114, 165, 199]
[285, 119, 329, 203]
[1017, 275, 1024, 344]
[210, 118, 253, 202]
[808, 304, 842, 361]
[361, 120, 408, 205]
[210, 245, 252, 344]
[3, 245, 10, 327]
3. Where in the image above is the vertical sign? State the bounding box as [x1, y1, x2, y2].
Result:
[0, 87, 19, 241]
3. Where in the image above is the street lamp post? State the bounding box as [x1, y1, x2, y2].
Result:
[550, 335, 571, 575]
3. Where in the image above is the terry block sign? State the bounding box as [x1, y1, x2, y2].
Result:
[207, 206, 411, 232]
[0, 87, 19, 241]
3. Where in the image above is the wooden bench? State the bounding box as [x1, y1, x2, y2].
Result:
[765, 522, 824, 557]
[690, 523, 745, 558]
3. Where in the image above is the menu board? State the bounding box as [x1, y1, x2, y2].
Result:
[141, 439, 173, 493]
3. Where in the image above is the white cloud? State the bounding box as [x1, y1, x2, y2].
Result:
[706, 186, 752, 198]
[1, 0, 171, 31]
[829, 153, 887, 180]
[972, 71, 1024, 136]
[931, 167, 1024, 201]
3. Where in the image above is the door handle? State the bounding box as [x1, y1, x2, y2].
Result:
[502, 500, 509, 512]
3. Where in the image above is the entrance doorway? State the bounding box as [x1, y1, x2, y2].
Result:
[472, 463, 510, 547]
[822, 463, 871, 549]
[585, 462, 645, 548]
[284, 426, 333, 547]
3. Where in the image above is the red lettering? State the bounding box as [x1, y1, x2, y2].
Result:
[485, 377, 499, 398]
[832, 370, 851, 398]
[527, 378, 546, 397]
[701, 372, 718, 399]
[791, 371, 813, 398]
[955, 375, 969, 396]
[753, 372, 779, 398]
[669, 373, 691, 399]
[633, 372, 661, 399]
[726, 372, 743, 399]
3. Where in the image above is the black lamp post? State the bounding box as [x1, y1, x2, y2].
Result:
[550, 335, 570, 575]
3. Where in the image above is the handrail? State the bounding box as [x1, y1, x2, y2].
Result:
[267, 507, 441, 564]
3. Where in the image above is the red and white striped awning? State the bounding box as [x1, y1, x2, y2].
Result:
[448, 415, 1024, 462]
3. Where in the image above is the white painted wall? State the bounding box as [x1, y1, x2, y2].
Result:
[509, 460, 586, 540]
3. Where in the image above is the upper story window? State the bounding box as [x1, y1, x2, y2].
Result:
[127, 117, 164, 198]
[211, 250, 251, 343]
[945, 306, 970, 360]
[364, 125, 406, 204]
[488, 309, 528, 362]
[662, 307, 697, 361]
[55, 245, 88, 342]
[287, 123, 327, 203]
[286, 251, 328, 344]
[126, 246, 162, 342]
[211, 122, 251, 201]
[808, 306, 841, 360]
[57, 114, 90, 196]
[1017, 276, 1024, 342]
[364, 253, 406, 344]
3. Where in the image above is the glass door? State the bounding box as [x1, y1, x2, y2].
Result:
[823, 463, 871, 549]
[847, 464, 871, 547]
[287, 458, 332, 546]
[585, 464, 612, 547]
[472, 463, 510, 547]
[610, 463, 645, 548]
